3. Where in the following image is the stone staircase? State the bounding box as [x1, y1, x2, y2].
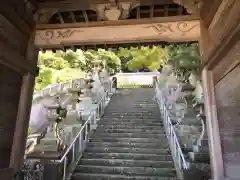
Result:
[72, 88, 178, 180]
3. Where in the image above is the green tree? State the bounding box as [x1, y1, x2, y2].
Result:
[35, 66, 53, 90]
[166, 43, 201, 81]
[123, 46, 167, 71]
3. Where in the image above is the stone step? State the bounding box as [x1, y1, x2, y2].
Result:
[105, 109, 158, 111]
[87, 142, 170, 149]
[99, 119, 162, 123]
[98, 125, 164, 129]
[101, 116, 160, 119]
[82, 152, 173, 161]
[95, 128, 165, 134]
[75, 165, 176, 177]
[103, 113, 159, 115]
[195, 146, 209, 153]
[93, 133, 165, 138]
[72, 173, 178, 180]
[79, 159, 174, 168]
[97, 122, 163, 127]
[85, 147, 170, 154]
[73, 89, 181, 180]
[91, 137, 167, 143]
[178, 120, 202, 126]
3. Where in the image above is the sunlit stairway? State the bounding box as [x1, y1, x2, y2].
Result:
[72, 88, 178, 180]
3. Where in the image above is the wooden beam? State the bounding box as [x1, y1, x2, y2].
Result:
[57, 12, 65, 24]
[10, 33, 38, 171]
[35, 18, 200, 48]
[150, 5, 154, 18]
[10, 73, 36, 171]
[82, 10, 89, 22]
[204, 0, 240, 68]
[36, 15, 199, 29]
[0, 168, 13, 180]
[0, 41, 36, 75]
[0, 4, 32, 35]
[200, 0, 222, 28]
[212, 41, 240, 84]
[164, 5, 169, 16]
[203, 14, 240, 69]
[69, 11, 76, 22]
[0, 14, 29, 55]
[178, 5, 183, 15]
[202, 68, 224, 180]
[137, 6, 140, 19]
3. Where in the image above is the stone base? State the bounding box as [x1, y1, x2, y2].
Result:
[39, 138, 59, 152]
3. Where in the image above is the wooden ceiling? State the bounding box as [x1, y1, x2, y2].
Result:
[35, 0, 190, 24]
[48, 4, 188, 24]
[32, 0, 200, 50]
[41, 40, 196, 52]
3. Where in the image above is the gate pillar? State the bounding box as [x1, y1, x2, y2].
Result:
[0, 2, 37, 179]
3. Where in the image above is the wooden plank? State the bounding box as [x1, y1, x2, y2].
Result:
[0, 64, 22, 169]
[0, 168, 13, 179]
[3, 0, 35, 27]
[10, 74, 36, 170]
[36, 15, 199, 29]
[202, 68, 224, 180]
[0, 130, 14, 148]
[213, 40, 240, 84]
[199, 19, 211, 64]
[10, 32, 38, 170]
[0, 3, 32, 35]
[0, 14, 29, 55]
[215, 65, 240, 179]
[203, 18, 240, 69]
[207, 0, 240, 64]
[200, 0, 222, 27]
[0, 41, 36, 75]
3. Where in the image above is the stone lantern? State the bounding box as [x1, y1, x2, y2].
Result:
[39, 95, 68, 153]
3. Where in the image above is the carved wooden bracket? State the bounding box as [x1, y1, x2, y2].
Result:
[96, 2, 135, 21]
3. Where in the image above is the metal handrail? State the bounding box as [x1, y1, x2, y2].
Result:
[154, 79, 189, 179]
[22, 79, 112, 180]
[55, 92, 108, 180]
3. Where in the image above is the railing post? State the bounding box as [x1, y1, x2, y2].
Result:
[112, 77, 117, 90]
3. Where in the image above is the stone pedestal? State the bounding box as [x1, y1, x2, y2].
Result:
[39, 138, 59, 152]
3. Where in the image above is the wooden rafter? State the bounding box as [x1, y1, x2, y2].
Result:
[40, 40, 193, 52]
[37, 15, 198, 29]
[82, 10, 89, 22]
[69, 11, 76, 22]
[136, 6, 140, 19]
[178, 5, 183, 15]
[150, 5, 154, 18]
[164, 5, 169, 16]
[57, 12, 64, 23]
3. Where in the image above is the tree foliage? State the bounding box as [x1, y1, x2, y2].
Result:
[166, 43, 200, 80]
[35, 43, 200, 91]
[35, 49, 122, 90]
[116, 46, 167, 72]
